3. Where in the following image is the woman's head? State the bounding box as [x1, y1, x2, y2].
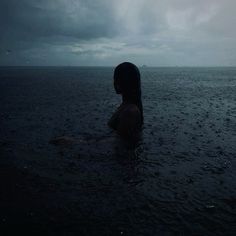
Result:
[114, 62, 143, 123]
[114, 62, 141, 97]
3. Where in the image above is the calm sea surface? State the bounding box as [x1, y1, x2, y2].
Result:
[0, 66, 236, 235]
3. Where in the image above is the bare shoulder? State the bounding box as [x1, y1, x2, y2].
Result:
[117, 104, 142, 137]
[122, 104, 141, 116]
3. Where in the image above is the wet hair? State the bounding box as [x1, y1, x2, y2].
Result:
[114, 62, 143, 124]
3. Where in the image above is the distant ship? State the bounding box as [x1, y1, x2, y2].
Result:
[141, 65, 148, 68]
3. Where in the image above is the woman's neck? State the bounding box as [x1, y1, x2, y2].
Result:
[122, 95, 139, 104]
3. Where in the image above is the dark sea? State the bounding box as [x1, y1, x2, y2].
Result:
[0, 66, 236, 235]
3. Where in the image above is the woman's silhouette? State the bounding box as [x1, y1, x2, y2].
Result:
[50, 62, 143, 147]
[108, 62, 143, 139]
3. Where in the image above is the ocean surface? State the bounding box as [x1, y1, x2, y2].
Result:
[0, 66, 236, 235]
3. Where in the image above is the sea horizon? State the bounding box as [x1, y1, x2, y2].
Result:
[1, 65, 236, 68]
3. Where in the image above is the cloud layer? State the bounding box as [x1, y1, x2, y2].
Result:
[1, 0, 236, 66]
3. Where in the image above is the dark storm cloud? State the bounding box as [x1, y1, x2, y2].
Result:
[0, 0, 236, 66]
[0, 0, 122, 65]
[0, 0, 116, 51]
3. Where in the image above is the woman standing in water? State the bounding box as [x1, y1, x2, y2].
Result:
[51, 62, 143, 146]
[108, 62, 143, 139]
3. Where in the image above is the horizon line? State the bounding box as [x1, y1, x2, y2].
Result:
[1, 65, 236, 68]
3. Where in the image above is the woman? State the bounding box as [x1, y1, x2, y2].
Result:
[51, 62, 143, 147]
[108, 62, 143, 139]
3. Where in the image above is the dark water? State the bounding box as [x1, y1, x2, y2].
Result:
[0, 66, 236, 235]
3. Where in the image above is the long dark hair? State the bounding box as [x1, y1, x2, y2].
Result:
[114, 62, 143, 124]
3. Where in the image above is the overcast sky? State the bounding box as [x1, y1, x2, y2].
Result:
[0, 0, 236, 66]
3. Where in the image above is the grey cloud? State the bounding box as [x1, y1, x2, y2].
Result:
[0, 0, 117, 47]
[0, 0, 236, 66]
